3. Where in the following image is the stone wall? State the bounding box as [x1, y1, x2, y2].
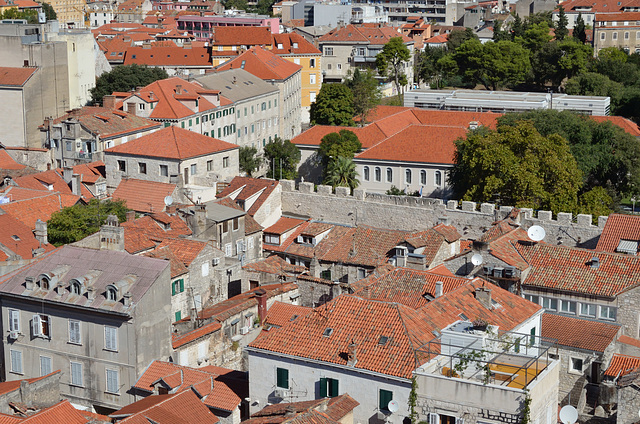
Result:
[280, 180, 606, 247]
[617, 384, 640, 424]
[0, 371, 61, 414]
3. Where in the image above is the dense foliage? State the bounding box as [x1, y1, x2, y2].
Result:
[47, 199, 130, 246]
[90, 65, 168, 104]
[376, 37, 411, 98]
[309, 84, 355, 126]
[263, 137, 301, 180]
[239, 146, 262, 177]
[318, 130, 362, 183]
[324, 156, 359, 191]
[344, 69, 381, 124]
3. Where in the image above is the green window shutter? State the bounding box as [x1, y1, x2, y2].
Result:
[276, 368, 289, 389]
[181, 122, 185, 128]
[530, 327, 536, 345]
[172, 282, 176, 296]
[196, 117, 199, 124]
[218, 128, 221, 137]
[379, 389, 393, 410]
[329, 378, 339, 397]
[319, 378, 327, 397]
[179, 279, 184, 293]
[175, 311, 181, 321]
[189, 119, 192, 126]
[515, 337, 521, 353]
[164, 122, 170, 128]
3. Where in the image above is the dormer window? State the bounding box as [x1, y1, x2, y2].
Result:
[38, 274, 51, 290]
[70, 281, 82, 295]
[106, 286, 117, 301]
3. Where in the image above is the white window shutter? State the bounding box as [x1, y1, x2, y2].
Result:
[32, 315, 41, 336]
[10, 310, 19, 332]
[455, 418, 464, 424]
[429, 413, 440, 424]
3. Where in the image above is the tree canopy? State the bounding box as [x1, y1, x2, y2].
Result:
[344, 69, 381, 124]
[238, 146, 262, 177]
[309, 84, 355, 126]
[555, 6, 569, 41]
[376, 37, 411, 98]
[263, 137, 301, 180]
[0, 7, 37, 22]
[90, 65, 169, 104]
[47, 199, 130, 246]
[324, 156, 359, 190]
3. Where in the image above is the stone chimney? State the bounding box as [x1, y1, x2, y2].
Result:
[25, 276, 35, 290]
[71, 174, 82, 196]
[126, 210, 135, 222]
[87, 286, 95, 301]
[475, 286, 492, 309]
[103, 95, 116, 110]
[255, 288, 267, 325]
[166, 205, 177, 215]
[62, 165, 73, 183]
[123, 292, 132, 307]
[176, 84, 183, 95]
[309, 256, 320, 278]
[35, 219, 48, 245]
[435, 281, 443, 298]
[347, 340, 357, 367]
[100, 214, 125, 251]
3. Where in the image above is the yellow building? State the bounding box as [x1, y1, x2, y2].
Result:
[47, 0, 87, 27]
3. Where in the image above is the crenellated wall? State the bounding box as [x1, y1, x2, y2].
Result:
[280, 180, 607, 248]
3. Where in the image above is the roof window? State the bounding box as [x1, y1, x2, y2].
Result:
[378, 336, 389, 345]
[322, 328, 333, 337]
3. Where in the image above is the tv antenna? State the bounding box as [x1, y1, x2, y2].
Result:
[527, 225, 546, 242]
[471, 254, 483, 266]
[559, 405, 578, 424]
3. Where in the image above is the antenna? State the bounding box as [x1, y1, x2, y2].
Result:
[164, 195, 174, 207]
[559, 405, 578, 424]
[471, 254, 483, 266]
[387, 400, 399, 414]
[527, 225, 546, 242]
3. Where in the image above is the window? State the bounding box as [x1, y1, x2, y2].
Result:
[524, 294, 539, 304]
[264, 234, 280, 245]
[560, 300, 577, 314]
[190, 164, 197, 175]
[175, 311, 182, 322]
[580, 303, 596, 317]
[541, 297, 557, 311]
[324, 47, 333, 56]
[202, 262, 209, 277]
[70, 281, 81, 295]
[69, 320, 81, 344]
[10, 350, 22, 374]
[40, 356, 52, 376]
[118, 160, 126, 172]
[181, 122, 185, 128]
[138, 103, 144, 110]
[105, 326, 118, 351]
[172, 279, 184, 295]
[106, 369, 119, 394]
[375, 167, 381, 182]
[225, 243, 232, 257]
[106, 286, 117, 301]
[405, 169, 412, 184]
[435, 171, 442, 186]
[625, 31, 630, 39]
[70, 361, 83, 386]
[276, 367, 289, 389]
[600, 305, 617, 320]
[319, 377, 339, 397]
[196, 117, 199, 125]
[159, 164, 168, 177]
[9, 309, 19, 332]
[310, 91, 316, 102]
[337, 63, 342, 70]
[138, 162, 147, 174]
[223, 156, 229, 168]
[529, 327, 536, 346]
[32, 314, 51, 338]
[357, 268, 366, 279]
[613, 32, 618, 40]
[310, 58, 316, 68]
[570, 357, 583, 373]
[420, 170, 426, 185]
[189, 119, 193, 127]
[379, 389, 393, 411]
[320, 269, 331, 280]
[310, 74, 316, 85]
[358, 47, 366, 55]
[261, 102, 266, 111]
[327, 63, 332, 70]
[386, 168, 392, 182]
[363, 166, 370, 181]
[233, 217, 239, 231]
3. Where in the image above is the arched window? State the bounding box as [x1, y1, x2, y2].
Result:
[374, 167, 381, 182]
[405, 169, 412, 184]
[420, 170, 427, 185]
[363, 166, 370, 181]
[435, 171, 442, 187]
[70, 281, 82, 295]
[106, 286, 117, 301]
[38, 274, 50, 290]
[386, 168, 392, 183]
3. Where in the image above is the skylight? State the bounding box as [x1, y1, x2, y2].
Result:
[378, 336, 389, 345]
[322, 328, 333, 337]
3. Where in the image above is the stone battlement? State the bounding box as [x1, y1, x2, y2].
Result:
[280, 180, 607, 248]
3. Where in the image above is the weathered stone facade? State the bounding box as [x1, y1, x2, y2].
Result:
[0, 371, 61, 414]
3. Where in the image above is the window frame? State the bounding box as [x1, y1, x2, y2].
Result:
[580, 302, 596, 317]
[106, 368, 119, 394]
[138, 162, 147, 174]
[10, 349, 23, 374]
[70, 361, 83, 387]
[379, 388, 393, 411]
[276, 367, 289, 389]
[69, 319, 81, 345]
[159, 164, 169, 177]
[32, 314, 51, 338]
[9, 309, 20, 332]
[599, 305, 617, 321]
[40, 355, 52, 376]
[105, 326, 118, 352]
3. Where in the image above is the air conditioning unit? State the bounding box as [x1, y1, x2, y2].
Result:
[274, 389, 287, 398]
[8, 330, 19, 340]
[212, 258, 220, 266]
[504, 266, 515, 278]
[483, 265, 494, 275]
[240, 326, 250, 335]
[493, 267, 504, 278]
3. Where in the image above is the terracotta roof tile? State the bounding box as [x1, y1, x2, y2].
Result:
[428, 263, 455, 277]
[152, 238, 208, 266]
[619, 335, 640, 349]
[20, 400, 90, 424]
[590, 116, 640, 136]
[115, 391, 219, 423]
[541, 313, 620, 352]
[596, 213, 640, 254]
[0, 67, 37, 86]
[604, 353, 640, 378]
[124, 45, 212, 67]
[243, 255, 307, 276]
[0, 150, 26, 170]
[53, 107, 160, 139]
[264, 217, 306, 235]
[215, 46, 301, 81]
[264, 301, 312, 328]
[216, 176, 279, 216]
[291, 125, 387, 149]
[121, 213, 192, 253]
[172, 321, 221, 348]
[319, 226, 407, 267]
[106, 126, 237, 159]
[247, 395, 358, 424]
[144, 246, 189, 278]
[0, 193, 81, 229]
[0, 215, 55, 259]
[112, 178, 177, 213]
[271, 33, 321, 55]
[212, 26, 272, 46]
[319, 24, 411, 45]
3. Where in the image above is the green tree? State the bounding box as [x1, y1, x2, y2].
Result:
[324, 156, 359, 190]
[578, 187, 614, 220]
[520, 22, 552, 53]
[263, 137, 301, 180]
[224, 0, 248, 10]
[42, 2, 57, 20]
[590, 47, 640, 86]
[531, 39, 592, 87]
[415, 46, 448, 88]
[447, 27, 479, 50]
[238, 146, 262, 177]
[450, 121, 583, 214]
[510, 14, 525, 40]
[492, 20, 510, 41]
[574, 13, 587, 43]
[345, 69, 381, 124]
[309, 84, 355, 126]
[47, 199, 130, 246]
[0, 7, 38, 22]
[90, 64, 168, 104]
[376, 36, 411, 98]
[565, 72, 623, 108]
[318, 130, 362, 180]
[555, 5, 569, 41]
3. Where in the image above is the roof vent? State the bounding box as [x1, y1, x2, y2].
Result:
[322, 328, 333, 337]
[378, 335, 388, 345]
[590, 257, 600, 269]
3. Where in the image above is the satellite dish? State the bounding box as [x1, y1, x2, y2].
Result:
[527, 225, 546, 242]
[387, 400, 399, 414]
[559, 405, 578, 424]
[164, 195, 174, 207]
[471, 254, 483, 266]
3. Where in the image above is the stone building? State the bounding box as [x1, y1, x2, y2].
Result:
[216, 177, 283, 228]
[0, 371, 61, 415]
[593, 12, 640, 54]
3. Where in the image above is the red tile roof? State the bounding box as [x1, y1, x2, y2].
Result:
[619, 335, 640, 349]
[151, 238, 209, 266]
[590, 116, 640, 136]
[212, 26, 272, 46]
[541, 313, 620, 353]
[53, 107, 160, 140]
[0, 193, 81, 229]
[0, 372, 60, 396]
[271, 32, 321, 55]
[264, 217, 306, 235]
[124, 45, 212, 67]
[246, 395, 359, 424]
[429, 263, 455, 277]
[558, 0, 639, 13]
[105, 126, 238, 159]
[216, 176, 279, 216]
[319, 24, 412, 45]
[604, 353, 640, 378]
[20, 400, 90, 424]
[144, 245, 189, 278]
[596, 213, 640, 254]
[0, 214, 55, 259]
[243, 255, 307, 276]
[172, 321, 221, 348]
[595, 11, 640, 21]
[319, 225, 407, 267]
[215, 46, 301, 81]
[515, 242, 640, 297]
[114, 390, 220, 423]
[0, 150, 26, 170]
[112, 178, 177, 213]
[121, 212, 192, 253]
[0, 67, 37, 87]
[264, 301, 312, 328]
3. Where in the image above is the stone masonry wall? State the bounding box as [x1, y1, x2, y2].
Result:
[280, 180, 607, 248]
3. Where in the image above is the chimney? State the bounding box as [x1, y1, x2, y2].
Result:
[103, 95, 116, 110]
[63, 165, 73, 183]
[100, 214, 125, 251]
[475, 286, 492, 309]
[190, 307, 197, 325]
[309, 256, 320, 277]
[71, 174, 82, 196]
[435, 281, 443, 298]
[285, 406, 296, 417]
[232, 76, 237, 85]
[591, 257, 600, 269]
[123, 292, 132, 306]
[87, 286, 95, 301]
[255, 288, 267, 325]
[25, 276, 35, 290]
[347, 340, 357, 367]
[176, 84, 183, 94]
[126, 210, 135, 222]
[142, 41, 151, 49]
[55, 282, 66, 297]
[166, 204, 177, 215]
[35, 219, 48, 245]
[149, 91, 155, 101]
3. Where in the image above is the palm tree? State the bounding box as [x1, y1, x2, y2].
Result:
[324, 156, 359, 191]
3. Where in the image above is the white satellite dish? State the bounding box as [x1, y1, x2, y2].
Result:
[471, 254, 483, 266]
[164, 195, 174, 207]
[527, 225, 546, 242]
[559, 405, 578, 424]
[387, 400, 399, 414]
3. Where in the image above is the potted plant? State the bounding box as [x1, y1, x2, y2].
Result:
[472, 318, 489, 331]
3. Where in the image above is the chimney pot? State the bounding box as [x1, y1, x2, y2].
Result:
[347, 340, 357, 366]
[255, 289, 267, 324]
[475, 286, 492, 309]
[126, 210, 135, 222]
[435, 281, 443, 298]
